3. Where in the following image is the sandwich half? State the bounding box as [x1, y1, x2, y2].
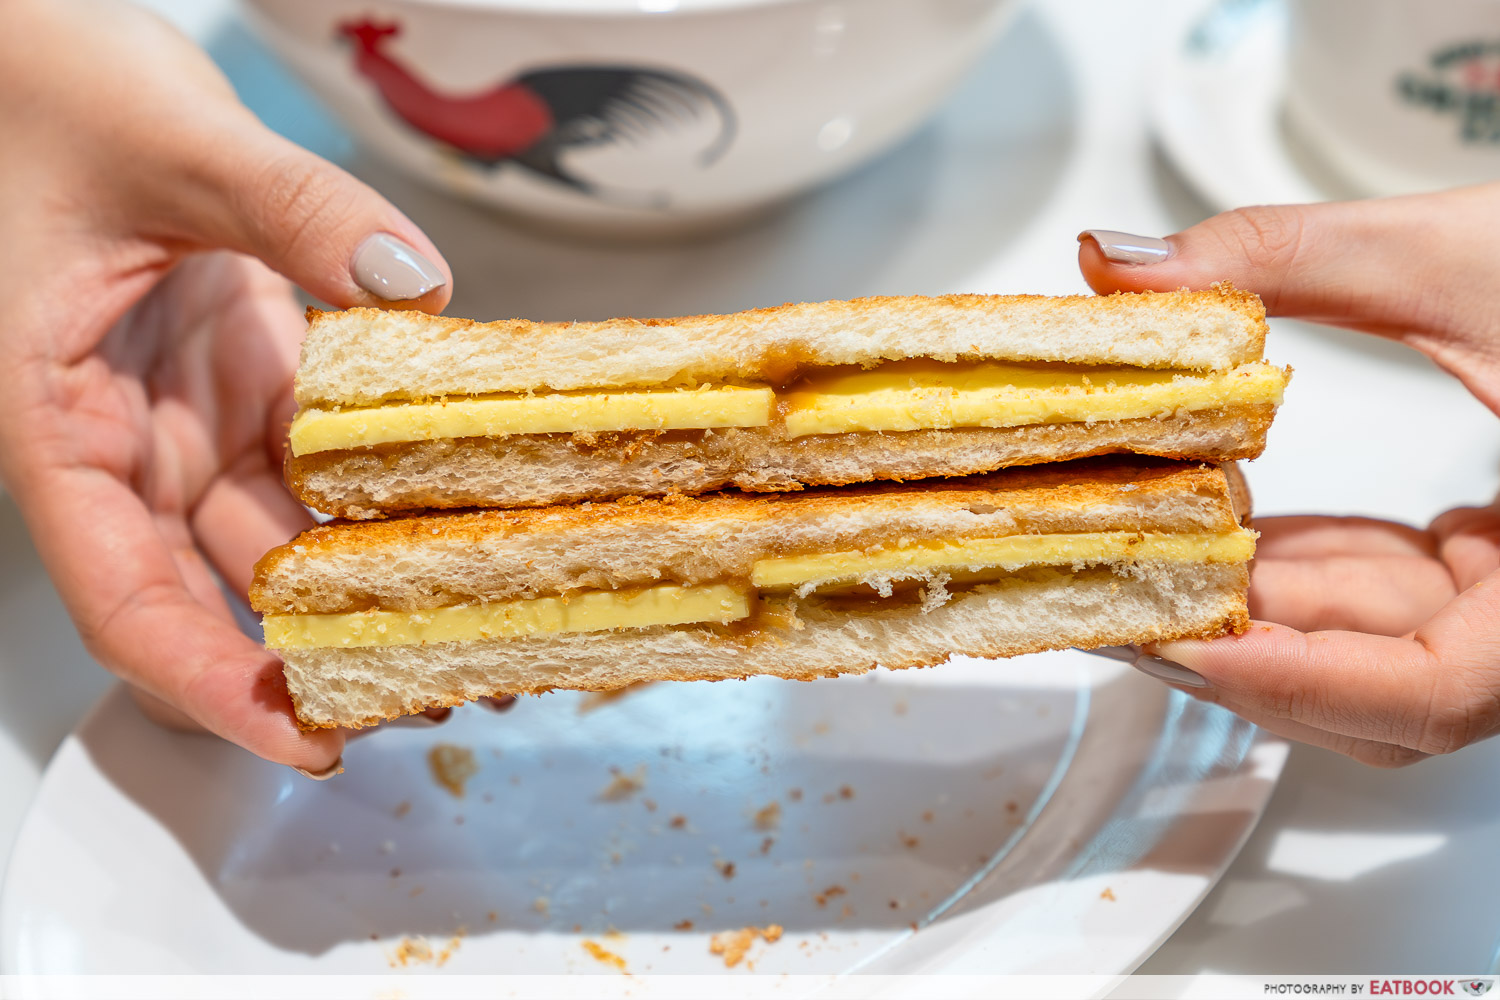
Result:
[252, 457, 1256, 729]
[286, 286, 1288, 518]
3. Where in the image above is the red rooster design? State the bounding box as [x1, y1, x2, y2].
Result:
[339, 20, 735, 205]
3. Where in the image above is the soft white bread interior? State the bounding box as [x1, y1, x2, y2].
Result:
[294, 286, 1268, 407]
[277, 562, 1250, 730]
[254, 458, 1246, 615]
[286, 404, 1274, 519]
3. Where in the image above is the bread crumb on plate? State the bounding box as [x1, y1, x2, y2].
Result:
[708, 925, 783, 969]
[427, 744, 478, 798]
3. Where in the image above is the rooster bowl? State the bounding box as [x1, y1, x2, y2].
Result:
[243, 0, 1020, 236]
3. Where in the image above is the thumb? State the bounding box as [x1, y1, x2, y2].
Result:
[144, 122, 452, 312]
[1077, 200, 1422, 326]
[1077, 186, 1500, 407]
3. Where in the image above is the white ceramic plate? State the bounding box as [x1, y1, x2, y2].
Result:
[0, 653, 1285, 986]
[1150, 0, 1342, 213]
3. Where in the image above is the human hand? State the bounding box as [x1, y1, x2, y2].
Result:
[1077, 185, 1500, 766]
[0, 0, 454, 776]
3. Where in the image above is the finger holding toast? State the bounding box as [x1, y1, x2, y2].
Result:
[1078, 186, 1500, 764]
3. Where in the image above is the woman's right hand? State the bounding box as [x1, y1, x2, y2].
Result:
[1078, 184, 1500, 766]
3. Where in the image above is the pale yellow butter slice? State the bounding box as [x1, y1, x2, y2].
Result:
[290, 360, 1287, 454]
[264, 583, 750, 650]
[751, 530, 1257, 590]
[781, 360, 1287, 438]
[290, 386, 775, 456]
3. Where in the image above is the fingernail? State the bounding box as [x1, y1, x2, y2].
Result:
[294, 756, 344, 781]
[1078, 644, 1141, 663]
[1131, 653, 1209, 689]
[351, 233, 446, 301]
[479, 695, 517, 713]
[1078, 230, 1172, 265]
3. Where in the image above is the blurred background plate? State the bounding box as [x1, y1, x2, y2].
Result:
[0, 655, 1285, 983]
[1149, 0, 1341, 213]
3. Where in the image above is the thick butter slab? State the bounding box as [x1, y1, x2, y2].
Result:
[289, 360, 1287, 454]
[781, 360, 1287, 438]
[751, 530, 1257, 590]
[264, 583, 750, 650]
[289, 386, 774, 456]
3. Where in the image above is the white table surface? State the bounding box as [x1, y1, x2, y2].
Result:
[4, 0, 1500, 977]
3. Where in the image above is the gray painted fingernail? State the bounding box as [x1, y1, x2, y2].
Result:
[1078, 645, 1141, 663]
[1132, 653, 1209, 689]
[1079, 230, 1172, 265]
[293, 756, 344, 781]
[351, 233, 446, 300]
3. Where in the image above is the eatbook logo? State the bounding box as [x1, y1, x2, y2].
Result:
[1397, 40, 1500, 143]
[1462, 981, 1494, 997]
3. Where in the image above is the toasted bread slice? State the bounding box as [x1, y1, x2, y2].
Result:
[252, 458, 1254, 729]
[295, 286, 1267, 406]
[286, 287, 1283, 515]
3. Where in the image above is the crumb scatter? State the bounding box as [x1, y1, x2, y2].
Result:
[388, 936, 432, 968]
[599, 764, 647, 801]
[708, 924, 783, 968]
[387, 930, 463, 968]
[813, 884, 846, 907]
[581, 939, 628, 973]
[427, 744, 479, 798]
[753, 800, 782, 830]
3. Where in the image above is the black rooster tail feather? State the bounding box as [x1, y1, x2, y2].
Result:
[516, 66, 736, 169]
[687, 78, 735, 167]
[510, 141, 672, 210]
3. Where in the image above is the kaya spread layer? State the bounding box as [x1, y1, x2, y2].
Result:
[288, 360, 1289, 456]
[262, 529, 1256, 650]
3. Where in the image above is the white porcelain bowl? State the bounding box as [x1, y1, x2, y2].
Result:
[244, 0, 1020, 236]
